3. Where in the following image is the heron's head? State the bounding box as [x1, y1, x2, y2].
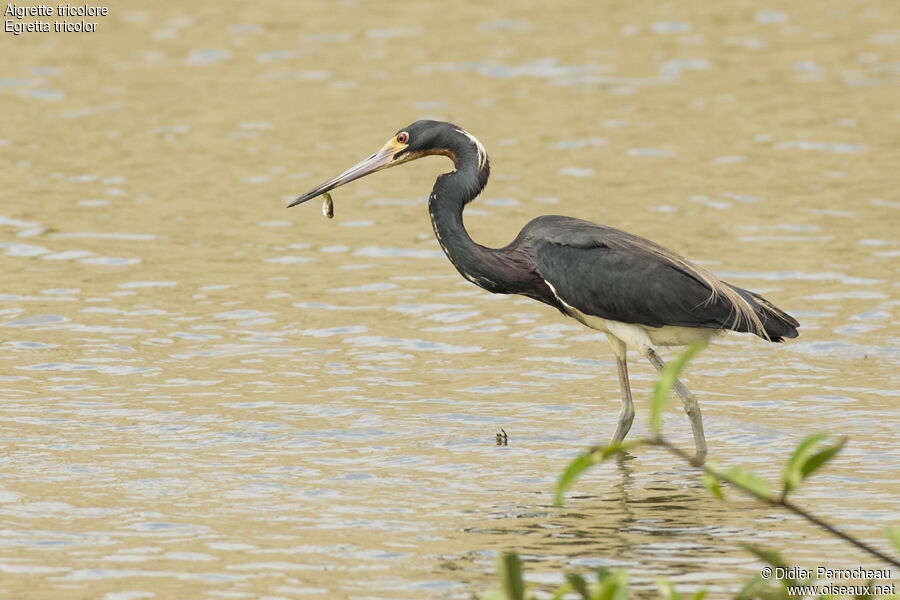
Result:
[288, 120, 488, 208]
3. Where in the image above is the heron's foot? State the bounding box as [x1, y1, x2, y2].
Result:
[689, 448, 707, 467]
[609, 427, 631, 448]
[610, 403, 635, 446]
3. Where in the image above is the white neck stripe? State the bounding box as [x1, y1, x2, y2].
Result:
[455, 128, 488, 171]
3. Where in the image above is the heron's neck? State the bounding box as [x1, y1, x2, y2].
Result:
[428, 152, 510, 292]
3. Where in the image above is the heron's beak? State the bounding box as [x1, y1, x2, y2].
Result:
[288, 137, 409, 208]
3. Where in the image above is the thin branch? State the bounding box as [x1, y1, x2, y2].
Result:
[647, 436, 900, 568]
[779, 498, 900, 567]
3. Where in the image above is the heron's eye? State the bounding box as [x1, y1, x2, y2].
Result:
[396, 132, 408, 144]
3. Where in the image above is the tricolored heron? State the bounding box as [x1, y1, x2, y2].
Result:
[289, 120, 799, 462]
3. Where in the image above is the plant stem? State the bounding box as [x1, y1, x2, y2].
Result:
[647, 436, 900, 568]
[778, 498, 900, 567]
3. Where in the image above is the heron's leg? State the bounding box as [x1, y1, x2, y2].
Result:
[610, 355, 635, 445]
[646, 349, 707, 462]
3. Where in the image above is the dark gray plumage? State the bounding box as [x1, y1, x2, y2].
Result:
[524, 216, 798, 340]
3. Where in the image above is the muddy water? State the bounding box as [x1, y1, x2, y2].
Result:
[1, 0, 899, 598]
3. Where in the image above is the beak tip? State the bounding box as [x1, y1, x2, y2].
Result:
[289, 143, 397, 211]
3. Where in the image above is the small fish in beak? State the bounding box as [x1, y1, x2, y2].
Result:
[321, 192, 334, 219]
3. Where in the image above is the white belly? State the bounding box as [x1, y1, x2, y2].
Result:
[570, 307, 719, 359]
[541, 279, 720, 359]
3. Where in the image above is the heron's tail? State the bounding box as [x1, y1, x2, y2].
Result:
[729, 286, 799, 342]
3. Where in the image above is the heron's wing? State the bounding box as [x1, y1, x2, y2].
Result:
[528, 217, 740, 329]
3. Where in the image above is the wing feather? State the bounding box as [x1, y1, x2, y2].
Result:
[523, 216, 797, 338]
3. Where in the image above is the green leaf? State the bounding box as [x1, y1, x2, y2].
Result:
[886, 526, 900, 553]
[650, 342, 706, 432]
[565, 572, 590, 600]
[691, 591, 708, 600]
[554, 451, 597, 507]
[853, 585, 875, 600]
[547, 582, 572, 600]
[740, 544, 810, 589]
[735, 575, 768, 600]
[594, 569, 629, 600]
[719, 466, 772, 501]
[498, 552, 525, 600]
[782, 434, 843, 496]
[554, 442, 640, 506]
[741, 543, 789, 569]
[800, 440, 844, 480]
[703, 469, 724, 501]
[657, 578, 682, 600]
